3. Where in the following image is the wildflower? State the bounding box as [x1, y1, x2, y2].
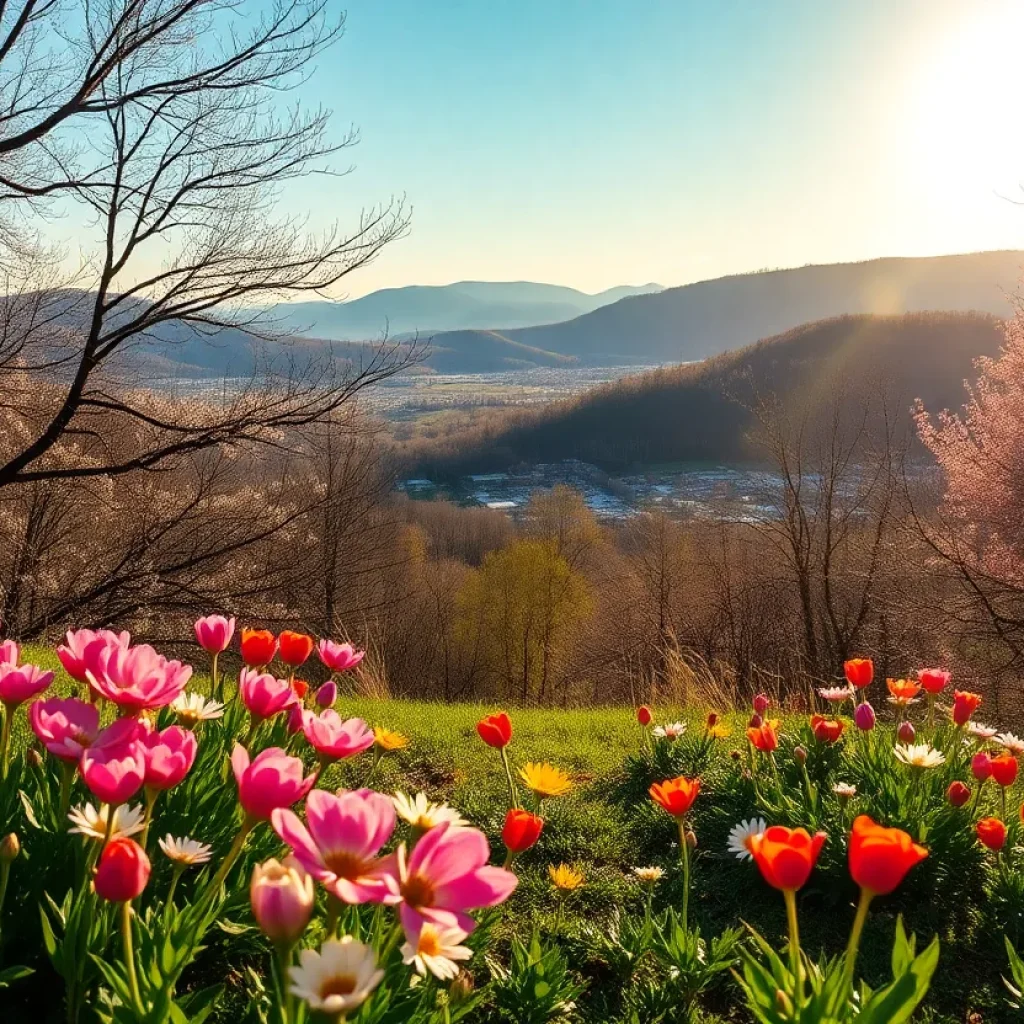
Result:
[231, 745, 315, 821]
[240, 628, 277, 667]
[652, 721, 686, 740]
[818, 685, 855, 703]
[844, 658, 874, 688]
[303, 712, 375, 762]
[727, 817, 766, 861]
[401, 921, 472, 980]
[56, 628, 130, 684]
[194, 615, 235, 654]
[708, 723, 731, 739]
[897, 720, 916, 744]
[158, 835, 213, 866]
[502, 809, 543, 854]
[272, 789, 398, 904]
[141, 725, 197, 791]
[996, 732, 1024, 756]
[952, 690, 983, 726]
[86, 644, 191, 711]
[519, 762, 572, 799]
[0, 664, 54, 707]
[990, 754, 1019, 788]
[649, 776, 700, 819]
[637, 705, 652, 726]
[848, 815, 927, 895]
[69, 803, 145, 842]
[977, 817, 1008, 851]
[289, 937, 383, 1016]
[374, 727, 409, 752]
[893, 743, 945, 769]
[632, 866, 666, 883]
[94, 838, 151, 902]
[918, 668, 950, 695]
[853, 702, 876, 731]
[549, 864, 585, 891]
[278, 631, 314, 667]
[317, 639, 365, 674]
[476, 712, 512, 748]
[747, 720, 780, 752]
[171, 692, 225, 726]
[239, 668, 296, 721]
[947, 781, 971, 807]
[749, 826, 826, 892]
[251, 857, 315, 944]
[392, 792, 469, 831]
[30, 697, 99, 761]
[971, 751, 992, 781]
[833, 782, 857, 799]
[967, 722, 998, 740]
[753, 693, 770, 715]
[811, 714, 844, 743]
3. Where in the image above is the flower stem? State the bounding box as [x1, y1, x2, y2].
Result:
[0, 860, 10, 946]
[274, 942, 295, 1024]
[101, 802, 120, 850]
[141, 788, 159, 851]
[206, 819, 253, 900]
[121, 901, 144, 1016]
[499, 746, 518, 809]
[842, 887, 874, 999]
[0, 706, 11, 782]
[211, 652, 220, 702]
[784, 888, 802, 1008]
[678, 819, 690, 933]
[58, 762, 74, 822]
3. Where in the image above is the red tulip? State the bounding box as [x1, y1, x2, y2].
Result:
[844, 658, 874, 689]
[991, 754, 1019, 788]
[749, 826, 826, 892]
[649, 777, 700, 819]
[747, 720, 779, 752]
[977, 817, 1007, 851]
[292, 679, 309, 700]
[502, 808, 544, 854]
[848, 815, 927, 895]
[637, 705, 652, 726]
[94, 838, 151, 902]
[278, 631, 314, 667]
[240, 628, 277, 668]
[810, 714, 844, 744]
[477, 712, 512, 748]
[917, 668, 950, 695]
[952, 690, 982, 726]
[947, 781, 971, 807]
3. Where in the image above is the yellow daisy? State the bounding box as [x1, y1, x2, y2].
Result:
[708, 724, 732, 740]
[519, 762, 572, 799]
[548, 864, 584, 891]
[374, 727, 410, 752]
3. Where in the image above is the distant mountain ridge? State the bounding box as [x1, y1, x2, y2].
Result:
[250, 280, 665, 340]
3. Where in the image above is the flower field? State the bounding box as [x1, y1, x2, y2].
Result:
[0, 630, 1022, 1022]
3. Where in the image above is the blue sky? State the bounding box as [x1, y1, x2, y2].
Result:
[296, 0, 1024, 296]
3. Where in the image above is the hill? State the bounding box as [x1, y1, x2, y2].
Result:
[248, 280, 664, 340]
[424, 251, 1023, 368]
[406, 311, 1006, 474]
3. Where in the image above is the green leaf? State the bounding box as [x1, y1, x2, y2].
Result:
[0, 964, 33, 988]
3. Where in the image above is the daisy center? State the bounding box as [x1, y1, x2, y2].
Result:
[319, 974, 357, 999]
[401, 873, 436, 908]
[323, 850, 370, 880]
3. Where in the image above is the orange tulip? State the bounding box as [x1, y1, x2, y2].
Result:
[977, 817, 1008, 851]
[649, 776, 701, 819]
[844, 658, 873, 689]
[886, 678, 920, 701]
[810, 714, 844, 744]
[952, 690, 982, 726]
[240, 628, 277, 668]
[746, 719, 780, 752]
[848, 815, 927, 895]
[278, 631, 314, 667]
[749, 826, 826, 892]
[991, 754, 1019, 788]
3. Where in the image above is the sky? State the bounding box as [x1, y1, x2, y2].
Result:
[294, 0, 1024, 298]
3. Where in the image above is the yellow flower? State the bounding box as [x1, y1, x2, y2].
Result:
[548, 863, 584, 891]
[374, 727, 410, 752]
[708, 724, 731, 740]
[519, 762, 572, 799]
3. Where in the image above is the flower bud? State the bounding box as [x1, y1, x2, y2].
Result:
[94, 838, 151, 902]
[971, 751, 993, 782]
[748, 713, 763, 729]
[685, 830, 697, 849]
[947, 780, 971, 807]
[793, 745, 807, 765]
[637, 705, 652, 726]
[450, 973, 475, 1004]
[26, 747, 43, 768]
[706, 712, 719, 729]
[250, 857, 314, 945]
[897, 720, 916, 744]
[775, 989, 795, 1015]
[730, 749, 742, 761]
[853, 702, 876, 731]
[0, 832, 19, 863]
[753, 693, 770, 715]
[314, 681, 337, 708]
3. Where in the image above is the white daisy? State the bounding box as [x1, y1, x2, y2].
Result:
[171, 692, 224, 726]
[893, 743, 946, 769]
[967, 722, 998, 740]
[68, 803, 145, 842]
[158, 835, 213, 866]
[652, 722, 687, 740]
[632, 866, 666, 883]
[289, 937, 383, 1015]
[818, 685, 855, 703]
[392, 792, 469, 831]
[996, 732, 1024, 756]
[401, 922, 473, 980]
[833, 782, 857, 798]
[727, 817, 767, 861]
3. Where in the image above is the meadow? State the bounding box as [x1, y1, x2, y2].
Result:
[0, 632, 1021, 1023]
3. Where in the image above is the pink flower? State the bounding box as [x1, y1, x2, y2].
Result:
[302, 711, 375, 762]
[142, 725, 197, 791]
[272, 789, 399, 904]
[94, 838, 150, 901]
[0, 663, 54, 707]
[231, 745, 315, 821]
[971, 751, 993, 782]
[753, 693, 770, 716]
[315, 681, 337, 708]
[395, 822, 517, 937]
[250, 857, 315, 944]
[194, 615, 235, 654]
[80, 731, 146, 805]
[0, 639, 19, 666]
[317, 639, 365, 674]
[30, 697, 100, 762]
[853, 702, 876, 731]
[86, 643, 191, 712]
[239, 668, 296, 721]
[57, 629, 130, 684]
[286, 703, 309, 736]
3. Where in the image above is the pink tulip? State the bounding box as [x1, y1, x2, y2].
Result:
[0, 663, 54, 707]
[57, 628, 130, 684]
[897, 720, 916, 744]
[753, 693, 770, 715]
[231, 745, 315, 821]
[239, 668, 296, 721]
[250, 857, 315, 944]
[142, 725, 197, 791]
[286, 703, 309, 736]
[272, 789, 399, 903]
[30, 697, 100, 762]
[314, 681, 337, 708]
[395, 822, 517, 937]
[853, 702, 876, 731]
[971, 751, 993, 782]
[0, 639, 19, 665]
[317, 639, 365, 674]
[302, 711, 375, 762]
[194, 615, 236, 654]
[85, 643, 191, 712]
[94, 838, 150, 902]
[80, 733, 146, 805]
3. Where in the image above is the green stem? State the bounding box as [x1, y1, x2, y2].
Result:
[275, 942, 295, 1024]
[502, 848, 516, 869]
[141, 788, 159, 851]
[0, 861, 10, 946]
[121, 901, 144, 1016]
[165, 865, 185, 924]
[1001, 785, 1008, 822]
[58, 761, 74, 823]
[325, 895, 342, 937]
[204, 820, 253, 903]
[211, 652, 220, 702]
[842, 888, 874, 1000]
[499, 746, 518, 809]
[101, 802, 120, 850]
[0, 706, 11, 782]
[378, 922, 403, 964]
[678, 819, 690, 933]
[784, 888, 802, 1008]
